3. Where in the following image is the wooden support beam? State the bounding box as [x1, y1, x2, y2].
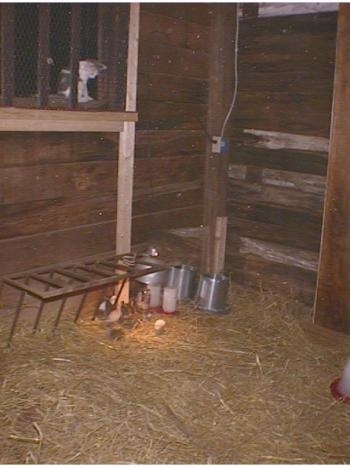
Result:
[37, 4, 51, 108]
[201, 4, 237, 274]
[69, 4, 81, 109]
[116, 3, 140, 254]
[313, 4, 350, 333]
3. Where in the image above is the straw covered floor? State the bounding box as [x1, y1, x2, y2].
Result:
[1, 285, 350, 464]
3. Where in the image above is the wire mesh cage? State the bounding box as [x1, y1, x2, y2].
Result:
[0, 3, 128, 110]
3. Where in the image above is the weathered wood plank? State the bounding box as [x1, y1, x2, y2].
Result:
[228, 205, 323, 252]
[229, 163, 326, 196]
[134, 154, 203, 189]
[202, 3, 237, 274]
[0, 133, 117, 167]
[137, 102, 207, 130]
[0, 161, 116, 205]
[0, 108, 136, 132]
[141, 4, 212, 26]
[0, 194, 117, 240]
[230, 146, 328, 176]
[239, 72, 334, 95]
[258, 4, 338, 18]
[233, 96, 333, 137]
[140, 10, 209, 51]
[132, 205, 202, 244]
[239, 237, 319, 271]
[138, 45, 208, 80]
[0, 222, 116, 276]
[261, 168, 326, 195]
[138, 73, 208, 104]
[228, 254, 317, 305]
[240, 129, 329, 152]
[133, 182, 202, 216]
[0, 182, 202, 241]
[135, 130, 205, 158]
[240, 11, 337, 36]
[227, 178, 325, 215]
[0, 153, 201, 205]
[314, 4, 350, 334]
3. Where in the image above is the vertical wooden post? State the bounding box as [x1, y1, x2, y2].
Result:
[37, 4, 50, 108]
[201, 4, 237, 274]
[69, 4, 81, 108]
[313, 4, 350, 333]
[116, 3, 140, 254]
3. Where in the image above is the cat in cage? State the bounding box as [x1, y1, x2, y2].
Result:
[57, 59, 107, 103]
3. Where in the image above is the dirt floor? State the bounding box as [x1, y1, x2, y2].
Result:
[1, 233, 350, 464]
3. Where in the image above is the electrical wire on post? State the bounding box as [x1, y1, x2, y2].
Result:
[220, 3, 240, 140]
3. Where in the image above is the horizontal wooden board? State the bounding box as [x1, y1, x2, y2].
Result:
[0, 108, 136, 132]
[134, 154, 203, 189]
[226, 253, 317, 305]
[239, 129, 329, 152]
[0, 194, 117, 240]
[132, 204, 203, 244]
[0, 184, 202, 241]
[227, 203, 323, 252]
[233, 99, 332, 137]
[240, 11, 337, 37]
[138, 73, 208, 104]
[261, 168, 325, 194]
[140, 10, 209, 52]
[141, 3, 213, 26]
[239, 236, 319, 271]
[135, 130, 206, 158]
[0, 132, 118, 167]
[137, 101, 207, 130]
[138, 44, 208, 80]
[229, 163, 326, 196]
[0, 221, 116, 276]
[227, 178, 325, 215]
[0, 161, 117, 205]
[230, 146, 328, 175]
[239, 71, 334, 95]
[133, 182, 202, 216]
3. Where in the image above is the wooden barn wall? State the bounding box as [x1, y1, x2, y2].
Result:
[133, 3, 209, 244]
[227, 12, 338, 304]
[0, 4, 209, 276]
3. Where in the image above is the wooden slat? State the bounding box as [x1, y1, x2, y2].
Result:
[140, 10, 209, 52]
[0, 108, 136, 132]
[69, 4, 81, 108]
[116, 3, 140, 254]
[1, 4, 15, 106]
[141, 4, 212, 26]
[37, 4, 51, 108]
[313, 4, 350, 333]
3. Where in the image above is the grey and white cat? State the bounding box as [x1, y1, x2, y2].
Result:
[58, 59, 107, 103]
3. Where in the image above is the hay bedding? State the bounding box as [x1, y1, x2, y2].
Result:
[1, 287, 350, 464]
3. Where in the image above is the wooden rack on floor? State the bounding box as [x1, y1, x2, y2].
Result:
[2, 251, 166, 345]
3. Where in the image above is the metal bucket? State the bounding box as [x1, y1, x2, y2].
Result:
[166, 264, 197, 301]
[135, 264, 170, 286]
[196, 272, 230, 313]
